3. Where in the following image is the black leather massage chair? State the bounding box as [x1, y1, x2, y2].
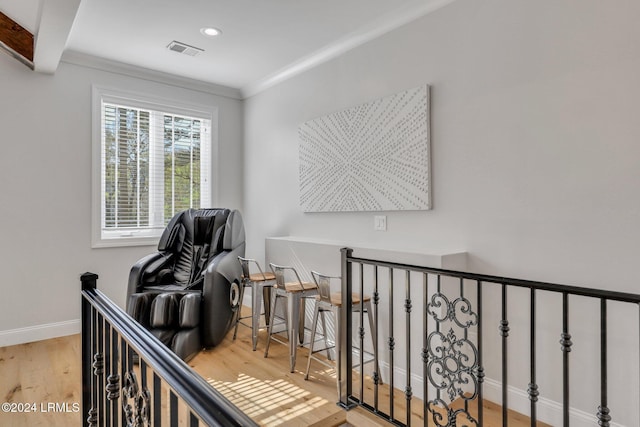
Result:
[126, 208, 245, 361]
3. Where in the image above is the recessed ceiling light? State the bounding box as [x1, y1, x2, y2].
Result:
[200, 27, 222, 37]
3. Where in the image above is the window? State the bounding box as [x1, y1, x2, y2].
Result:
[92, 87, 216, 247]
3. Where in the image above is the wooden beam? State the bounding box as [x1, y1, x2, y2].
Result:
[0, 10, 34, 68]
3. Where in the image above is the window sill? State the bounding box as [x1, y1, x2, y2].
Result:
[92, 235, 159, 249]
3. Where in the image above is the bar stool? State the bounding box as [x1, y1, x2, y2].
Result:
[264, 263, 318, 373]
[234, 257, 276, 350]
[304, 271, 380, 392]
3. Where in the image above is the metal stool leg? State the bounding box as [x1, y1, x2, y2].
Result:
[264, 292, 279, 358]
[264, 291, 288, 358]
[320, 309, 331, 360]
[364, 300, 382, 384]
[251, 282, 262, 350]
[232, 282, 248, 340]
[332, 305, 341, 397]
[304, 303, 321, 380]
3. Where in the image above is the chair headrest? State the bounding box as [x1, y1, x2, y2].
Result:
[157, 211, 186, 252]
[223, 210, 245, 251]
[193, 215, 216, 247]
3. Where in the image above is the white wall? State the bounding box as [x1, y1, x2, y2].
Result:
[244, 0, 640, 425]
[0, 55, 244, 344]
[245, 0, 640, 291]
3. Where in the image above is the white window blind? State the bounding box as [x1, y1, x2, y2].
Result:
[93, 88, 213, 246]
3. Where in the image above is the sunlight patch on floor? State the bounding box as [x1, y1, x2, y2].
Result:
[207, 373, 332, 425]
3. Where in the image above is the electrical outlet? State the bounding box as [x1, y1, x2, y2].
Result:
[374, 215, 387, 231]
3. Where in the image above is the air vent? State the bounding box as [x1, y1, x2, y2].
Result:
[167, 41, 204, 57]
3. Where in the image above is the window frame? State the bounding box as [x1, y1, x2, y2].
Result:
[91, 85, 218, 248]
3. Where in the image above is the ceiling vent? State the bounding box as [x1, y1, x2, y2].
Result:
[167, 41, 204, 57]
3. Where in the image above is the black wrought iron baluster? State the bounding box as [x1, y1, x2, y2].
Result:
[97, 314, 104, 427]
[461, 278, 468, 418]
[141, 358, 149, 427]
[436, 273, 441, 409]
[389, 267, 395, 421]
[190, 412, 199, 427]
[597, 299, 611, 427]
[435, 274, 441, 423]
[560, 292, 572, 427]
[120, 338, 127, 426]
[87, 306, 98, 427]
[359, 263, 365, 403]
[374, 265, 380, 412]
[170, 390, 178, 427]
[153, 373, 161, 425]
[405, 270, 412, 426]
[423, 272, 428, 427]
[107, 327, 120, 425]
[500, 284, 509, 427]
[104, 322, 112, 427]
[477, 280, 484, 426]
[528, 288, 539, 427]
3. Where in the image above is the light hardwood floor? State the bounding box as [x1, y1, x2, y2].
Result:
[0, 336, 82, 427]
[0, 308, 550, 426]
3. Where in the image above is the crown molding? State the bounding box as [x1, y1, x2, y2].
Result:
[61, 50, 243, 100]
[60, 0, 455, 100]
[240, 0, 456, 99]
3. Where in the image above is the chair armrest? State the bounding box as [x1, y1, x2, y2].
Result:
[127, 252, 171, 298]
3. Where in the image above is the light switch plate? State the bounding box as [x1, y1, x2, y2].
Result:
[374, 215, 387, 231]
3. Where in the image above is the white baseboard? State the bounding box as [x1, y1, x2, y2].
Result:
[0, 319, 81, 347]
[482, 378, 624, 427]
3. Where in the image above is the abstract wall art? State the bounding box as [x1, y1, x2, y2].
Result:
[298, 85, 431, 212]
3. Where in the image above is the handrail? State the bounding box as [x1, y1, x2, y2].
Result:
[81, 272, 257, 427]
[348, 254, 640, 303]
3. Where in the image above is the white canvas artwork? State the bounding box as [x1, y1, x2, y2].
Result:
[299, 85, 431, 212]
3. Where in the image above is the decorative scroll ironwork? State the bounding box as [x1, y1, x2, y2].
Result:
[427, 398, 479, 427]
[426, 292, 480, 427]
[122, 370, 151, 427]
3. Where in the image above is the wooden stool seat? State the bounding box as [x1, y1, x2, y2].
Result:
[323, 292, 371, 307]
[248, 272, 276, 282]
[278, 281, 317, 293]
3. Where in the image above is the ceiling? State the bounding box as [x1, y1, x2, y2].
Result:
[0, 0, 452, 98]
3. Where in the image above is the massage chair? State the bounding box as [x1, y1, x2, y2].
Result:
[126, 208, 245, 361]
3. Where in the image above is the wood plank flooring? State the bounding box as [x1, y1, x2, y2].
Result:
[0, 308, 549, 426]
[0, 336, 82, 427]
